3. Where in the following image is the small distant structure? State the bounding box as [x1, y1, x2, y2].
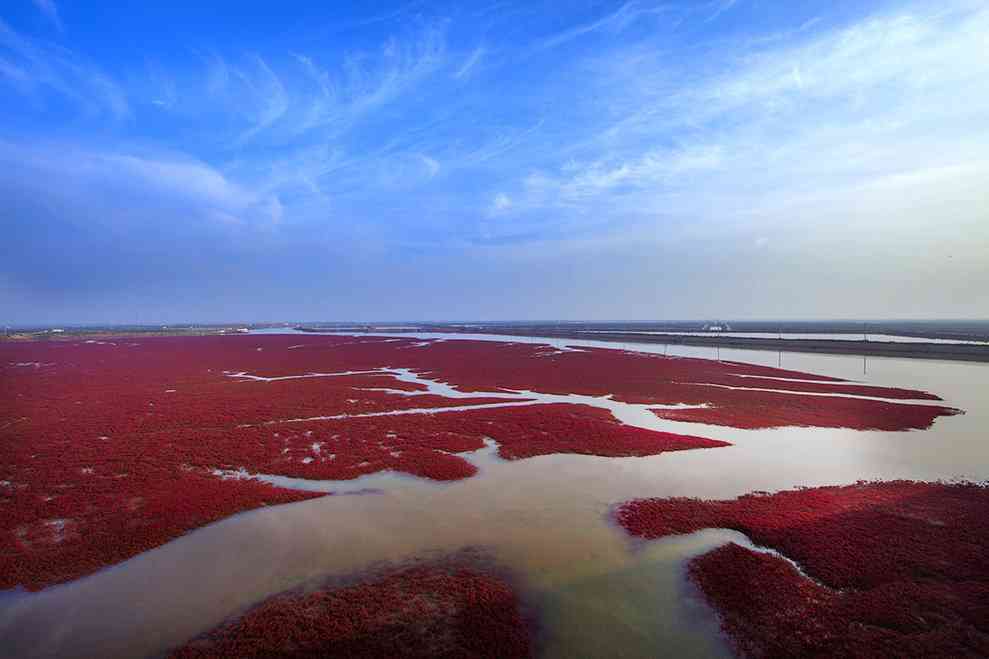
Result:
[49, 328, 65, 334]
[702, 322, 731, 332]
[236, 328, 250, 333]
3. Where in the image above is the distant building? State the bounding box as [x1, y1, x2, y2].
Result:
[50, 328, 65, 333]
[702, 322, 731, 332]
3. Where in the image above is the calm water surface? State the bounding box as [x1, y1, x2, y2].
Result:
[1, 331, 987, 658]
[575, 330, 989, 345]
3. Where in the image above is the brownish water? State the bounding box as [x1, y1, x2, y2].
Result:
[1, 333, 986, 658]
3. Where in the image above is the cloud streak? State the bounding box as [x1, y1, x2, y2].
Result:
[0, 18, 128, 118]
[234, 55, 289, 144]
[32, 0, 63, 32]
[0, 141, 283, 229]
[454, 45, 486, 79]
[705, 0, 740, 23]
[532, 2, 668, 52]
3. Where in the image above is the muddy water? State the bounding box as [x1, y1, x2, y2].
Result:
[1, 333, 987, 658]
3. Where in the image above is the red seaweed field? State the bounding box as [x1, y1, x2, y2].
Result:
[0, 335, 957, 592]
[616, 481, 989, 657]
[169, 552, 535, 659]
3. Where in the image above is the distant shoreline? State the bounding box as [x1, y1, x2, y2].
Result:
[401, 327, 989, 363]
[0, 328, 237, 342]
[5, 324, 989, 362]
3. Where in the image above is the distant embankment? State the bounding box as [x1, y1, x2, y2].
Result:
[414, 326, 989, 363]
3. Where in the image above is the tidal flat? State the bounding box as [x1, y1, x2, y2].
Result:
[1, 332, 985, 658]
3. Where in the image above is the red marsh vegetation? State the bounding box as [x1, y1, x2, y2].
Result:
[169, 554, 535, 659]
[616, 481, 989, 657]
[1, 336, 956, 590]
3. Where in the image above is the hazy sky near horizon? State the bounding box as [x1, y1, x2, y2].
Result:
[2, 0, 987, 324]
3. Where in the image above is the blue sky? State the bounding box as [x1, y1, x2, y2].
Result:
[2, 0, 987, 324]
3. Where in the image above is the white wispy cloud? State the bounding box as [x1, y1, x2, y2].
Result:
[419, 154, 440, 178]
[454, 45, 486, 79]
[0, 140, 283, 228]
[233, 55, 289, 144]
[293, 52, 333, 98]
[487, 192, 512, 216]
[6, 0, 988, 266]
[147, 60, 177, 109]
[489, 0, 989, 243]
[4, 0, 989, 319]
[32, 0, 63, 32]
[203, 51, 230, 97]
[285, 22, 447, 138]
[0, 55, 29, 83]
[535, 3, 639, 51]
[4, 18, 453, 219]
[528, 1, 680, 56]
[0, 18, 129, 118]
[459, 119, 546, 166]
[705, 0, 740, 23]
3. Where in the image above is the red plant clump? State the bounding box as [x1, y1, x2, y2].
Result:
[175, 403, 728, 483]
[699, 376, 940, 400]
[1, 467, 323, 592]
[0, 336, 956, 591]
[441, 403, 729, 460]
[169, 558, 535, 658]
[616, 481, 989, 657]
[651, 387, 955, 430]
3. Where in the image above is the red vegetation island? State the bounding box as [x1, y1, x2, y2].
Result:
[1, 335, 956, 590]
[650, 387, 953, 430]
[615, 481, 989, 657]
[170, 554, 535, 659]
